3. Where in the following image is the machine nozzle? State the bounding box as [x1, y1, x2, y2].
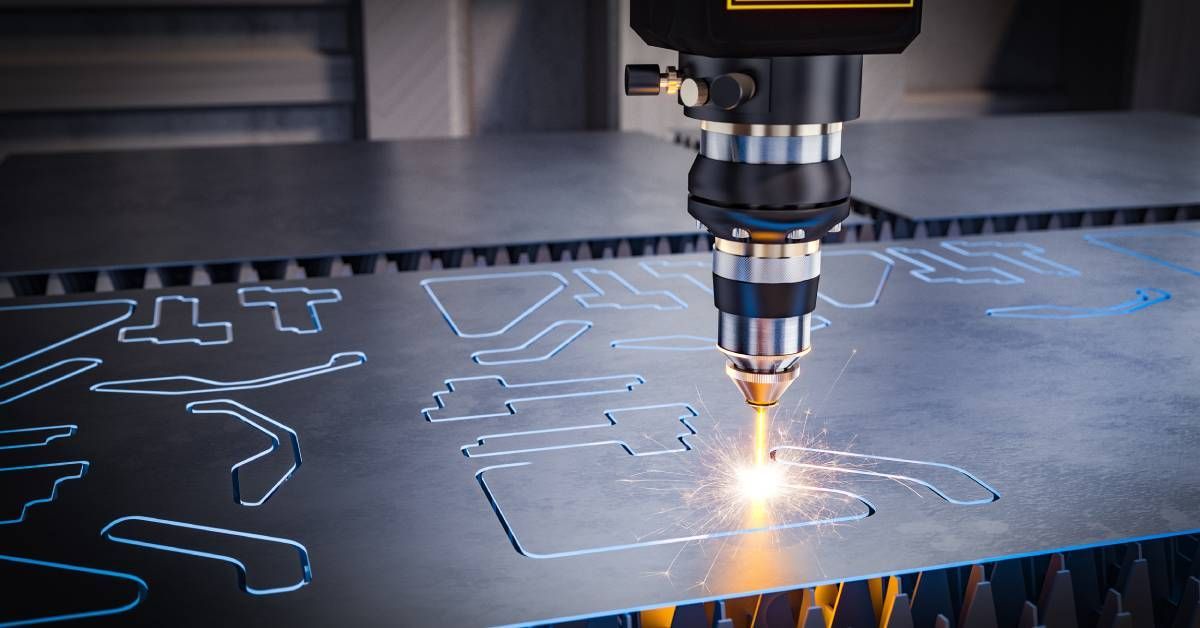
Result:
[720, 349, 807, 408]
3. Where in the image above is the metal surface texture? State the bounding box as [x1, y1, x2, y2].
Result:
[0, 224, 1198, 626]
[0, 132, 702, 278]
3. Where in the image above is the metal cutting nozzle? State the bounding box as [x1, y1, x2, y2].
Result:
[720, 349, 807, 407]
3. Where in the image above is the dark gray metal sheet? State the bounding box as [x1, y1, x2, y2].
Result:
[1, 224, 1198, 626]
[0, 132, 706, 278]
[846, 111, 1200, 221]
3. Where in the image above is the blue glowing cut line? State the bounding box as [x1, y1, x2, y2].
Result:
[639, 259, 712, 295]
[117, 295, 232, 346]
[886, 247, 1025, 285]
[90, 351, 366, 396]
[462, 403, 699, 458]
[1084, 229, 1200, 277]
[773, 446, 999, 505]
[940, 240, 1081, 277]
[101, 516, 311, 596]
[476, 455, 874, 559]
[0, 299, 136, 372]
[0, 461, 89, 525]
[573, 268, 687, 311]
[0, 425, 77, 451]
[818, 250, 895, 308]
[238, 286, 342, 335]
[986, 288, 1171, 320]
[811, 314, 831, 331]
[421, 374, 646, 422]
[187, 400, 301, 507]
[610, 335, 715, 352]
[0, 554, 147, 626]
[421, 271, 569, 338]
[0, 358, 101, 406]
[471, 320, 592, 365]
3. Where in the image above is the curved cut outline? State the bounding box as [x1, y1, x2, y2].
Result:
[1084, 229, 1200, 277]
[573, 268, 687, 311]
[186, 400, 302, 507]
[461, 403, 699, 459]
[238, 286, 343, 335]
[1, 358, 101, 406]
[610, 335, 715, 352]
[471, 320, 593, 365]
[818, 250, 895, 308]
[421, 374, 646, 423]
[118, 295, 232, 346]
[0, 461, 89, 525]
[886, 247, 1025, 285]
[0, 554, 147, 626]
[90, 351, 366, 396]
[0, 299, 136, 372]
[639, 259, 712, 295]
[986, 288, 1171, 320]
[100, 516, 312, 596]
[421, 271, 569, 338]
[0, 425, 77, 451]
[476, 453, 874, 559]
[940, 240, 1080, 277]
[773, 446, 1000, 505]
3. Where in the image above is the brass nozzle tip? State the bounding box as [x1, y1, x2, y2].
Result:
[724, 362, 800, 408]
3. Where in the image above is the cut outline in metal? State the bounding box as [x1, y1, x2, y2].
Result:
[818, 250, 895, 308]
[773, 446, 1000, 505]
[886, 247, 1025, 285]
[610, 335, 715, 352]
[1084, 229, 1200, 277]
[0, 461, 89, 525]
[117, 295, 232, 346]
[0, 299, 136, 372]
[639, 259, 713, 295]
[470, 320, 593, 365]
[421, 374, 646, 423]
[237, 286, 343, 335]
[940, 240, 1081, 278]
[573, 268, 687, 311]
[421, 271, 569, 338]
[100, 515, 312, 596]
[0, 358, 101, 406]
[986, 288, 1172, 320]
[90, 351, 366, 396]
[475, 448, 875, 559]
[461, 403, 699, 458]
[0, 425, 77, 451]
[0, 554, 147, 626]
[186, 400, 302, 507]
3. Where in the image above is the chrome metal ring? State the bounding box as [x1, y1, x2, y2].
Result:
[700, 129, 841, 164]
[718, 313, 810, 357]
[712, 249, 821, 284]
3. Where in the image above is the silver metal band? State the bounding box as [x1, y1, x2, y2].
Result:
[712, 248, 821, 284]
[718, 313, 811, 357]
[700, 129, 842, 164]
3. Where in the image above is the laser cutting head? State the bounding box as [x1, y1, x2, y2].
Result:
[625, 0, 922, 409]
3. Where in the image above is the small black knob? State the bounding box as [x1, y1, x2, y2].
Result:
[625, 64, 662, 96]
[710, 73, 757, 110]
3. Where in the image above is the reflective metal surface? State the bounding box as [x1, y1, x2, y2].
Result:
[0, 225, 1198, 626]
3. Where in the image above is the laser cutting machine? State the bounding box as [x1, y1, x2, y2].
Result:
[625, 0, 923, 409]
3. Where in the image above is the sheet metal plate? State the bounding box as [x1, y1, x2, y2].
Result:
[0, 225, 1198, 626]
[0, 132, 705, 277]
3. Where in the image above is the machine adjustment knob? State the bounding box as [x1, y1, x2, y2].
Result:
[680, 78, 709, 107]
[625, 64, 663, 96]
[710, 73, 756, 110]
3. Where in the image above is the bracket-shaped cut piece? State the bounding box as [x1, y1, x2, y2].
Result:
[187, 400, 302, 507]
[422, 271, 569, 338]
[91, 351, 366, 396]
[0, 554, 147, 625]
[101, 516, 312, 596]
[118, 295, 232, 346]
[238, 286, 343, 334]
[462, 403, 699, 458]
[986, 288, 1171, 320]
[610, 335, 715, 352]
[0, 425, 77, 450]
[573, 269, 687, 311]
[940, 240, 1080, 277]
[886, 248, 1025, 285]
[0, 299, 135, 372]
[640, 259, 712, 295]
[471, 320, 592, 365]
[819, 250, 895, 308]
[0, 358, 101, 406]
[422, 374, 645, 422]
[0, 461, 89, 525]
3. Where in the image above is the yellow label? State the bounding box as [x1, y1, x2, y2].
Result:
[727, 0, 914, 9]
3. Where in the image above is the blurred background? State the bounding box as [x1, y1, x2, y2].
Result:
[0, 0, 1196, 158]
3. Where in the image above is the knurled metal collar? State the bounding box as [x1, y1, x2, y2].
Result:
[701, 121, 843, 137]
[714, 237, 821, 258]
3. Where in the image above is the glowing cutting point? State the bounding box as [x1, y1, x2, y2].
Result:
[753, 406, 768, 467]
[735, 463, 785, 502]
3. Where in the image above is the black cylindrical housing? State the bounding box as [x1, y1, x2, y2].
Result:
[713, 276, 821, 318]
[679, 54, 862, 124]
